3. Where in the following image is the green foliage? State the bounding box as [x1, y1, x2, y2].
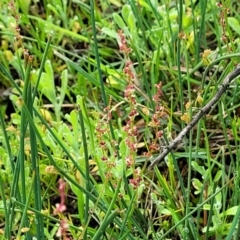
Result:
[0, 0, 240, 239]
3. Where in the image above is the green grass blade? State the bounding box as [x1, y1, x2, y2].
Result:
[18, 61, 32, 239]
[78, 105, 90, 240]
[32, 36, 52, 100]
[16, 171, 35, 239]
[0, 166, 10, 239]
[225, 205, 240, 240]
[92, 178, 122, 240]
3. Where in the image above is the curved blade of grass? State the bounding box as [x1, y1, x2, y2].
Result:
[8, 158, 21, 237]
[92, 210, 119, 240]
[0, 110, 14, 171]
[127, 0, 148, 48]
[27, 15, 89, 43]
[176, 0, 184, 116]
[32, 36, 52, 100]
[204, 182, 218, 240]
[196, 0, 207, 61]
[27, 82, 44, 237]
[154, 167, 184, 236]
[225, 205, 240, 240]
[118, 191, 137, 238]
[0, 109, 13, 238]
[0, 62, 22, 94]
[18, 61, 32, 239]
[201, 53, 240, 89]
[11, 199, 82, 232]
[183, 44, 195, 239]
[92, 178, 121, 240]
[0, 165, 10, 239]
[53, 50, 122, 101]
[16, 171, 35, 239]
[78, 104, 90, 240]
[89, 0, 107, 107]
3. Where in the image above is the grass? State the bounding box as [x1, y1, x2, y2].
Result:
[1, 0, 240, 239]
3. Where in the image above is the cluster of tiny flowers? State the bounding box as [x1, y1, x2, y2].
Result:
[143, 82, 164, 158]
[149, 83, 165, 128]
[8, 0, 22, 41]
[118, 30, 132, 54]
[95, 100, 119, 180]
[216, 3, 231, 45]
[129, 169, 142, 189]
[117, 30, 143, 189]
[201, 49, 212, 65]
[54, 179, 70, 240]
[178, 31, 187, 40]
[96, 105, 111, 150]
[8, 0, 33, 64]
[118, 30, 138, 167]
[96, 116, 110, 163]
[129, 176, 142, 189]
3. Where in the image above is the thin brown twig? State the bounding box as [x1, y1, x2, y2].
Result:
[149, 64, 240, 170]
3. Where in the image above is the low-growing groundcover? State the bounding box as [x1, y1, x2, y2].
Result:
[1, 0, 240, 239]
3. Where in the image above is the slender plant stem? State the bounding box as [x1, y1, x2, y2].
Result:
[184, 43, 193, 239]
[177, 0, 184, 117]
[78, 106, 90, 240]
[19, 61, 32, 239]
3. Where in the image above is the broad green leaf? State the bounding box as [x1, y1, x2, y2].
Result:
[214, 170, 222, 182]
[220, 206, 239, 217]
[183, 14, 192, 29]
[138, 0, 151, 11]
[101, 27, 118, 39]
[122, 4, 131, 23]
[228, 17, 240, 34]
[67, 110, 79, 153]
[18, 0, 31, 13]
[38, 60, 56, 105]
[191, 161, 205, 176]
[113, 13, 126, 29]
[59, 69, 68, 105]
[128, 12, 136, 36]
[192, 178, 203, 194]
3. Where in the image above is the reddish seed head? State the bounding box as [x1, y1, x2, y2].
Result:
[101, 156, 108, 161]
